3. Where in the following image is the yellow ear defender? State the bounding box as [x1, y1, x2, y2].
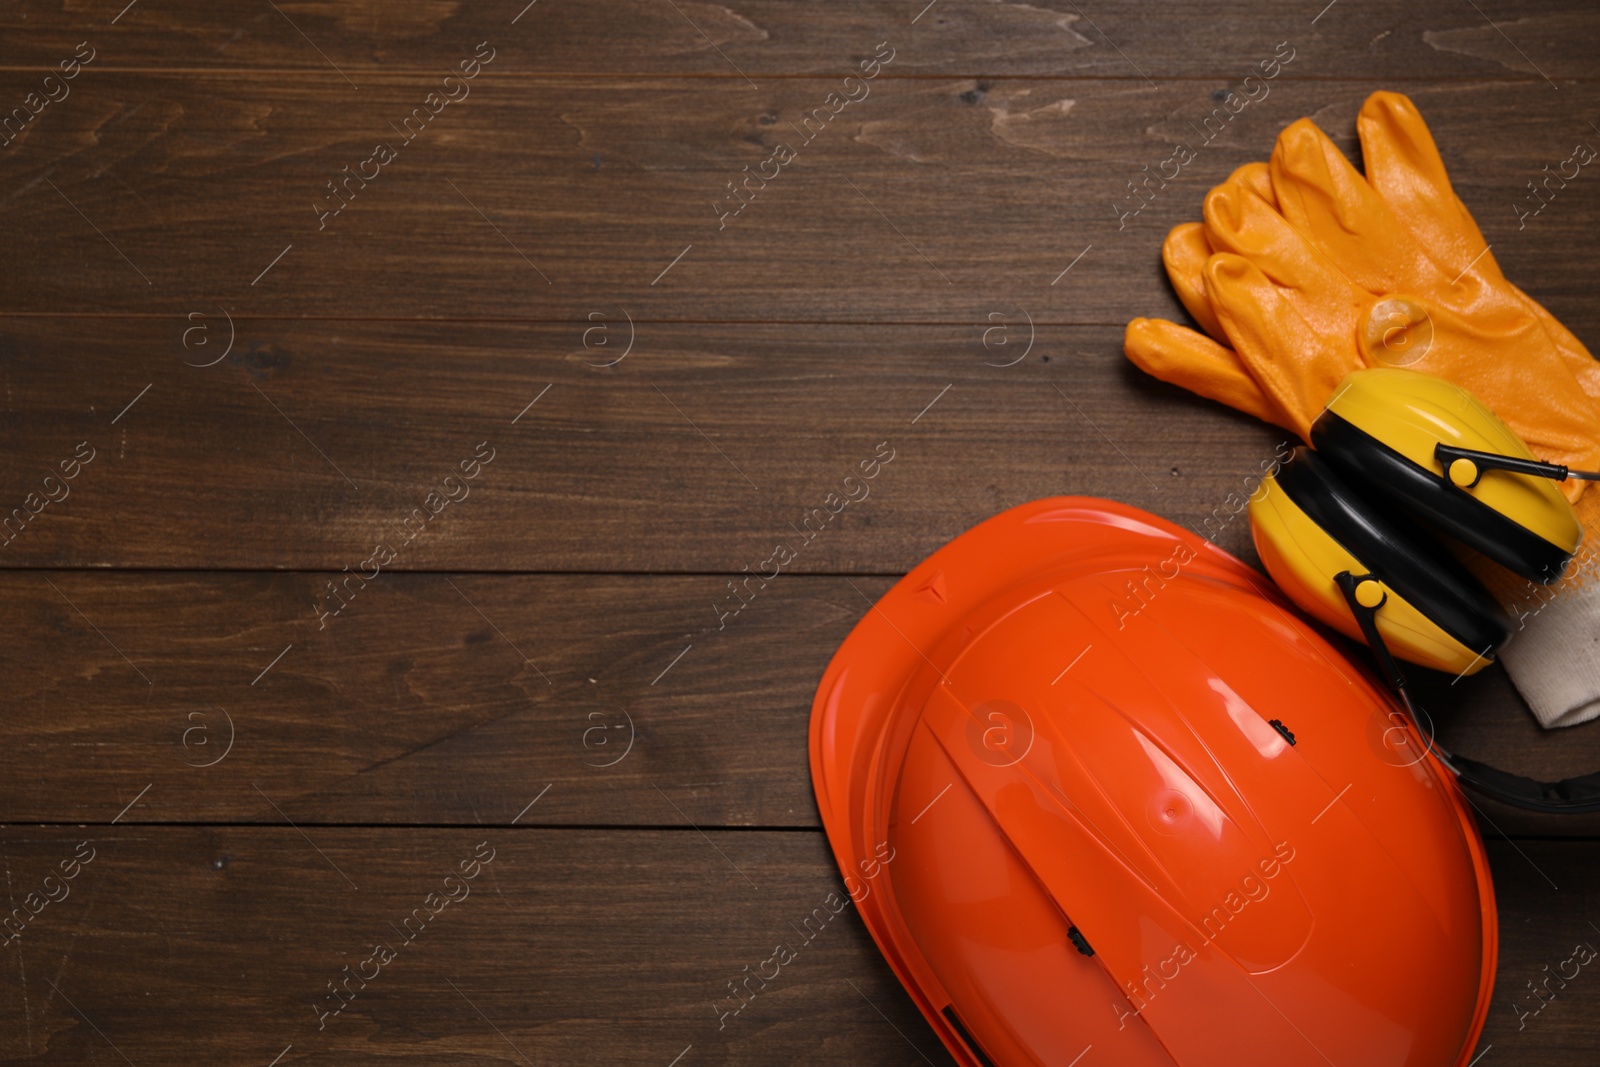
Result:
[1252, 446, 1510, 676]
[1310, 368, 1582, 584]
[1250, 368, 1591, 677]
[1249, 368, 1600, 814]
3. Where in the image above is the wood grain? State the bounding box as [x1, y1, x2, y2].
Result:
[1, 77, 1598, 327]
[0, 318, 1289, 571]
[0, 570, 889, 829]
[0, 827, 952, 1066]
[3, 0, 1599, 79]
[0, 828, 1593, 1066]
[5, 0, 1600, 1061]
[0, 568, 1592, 839]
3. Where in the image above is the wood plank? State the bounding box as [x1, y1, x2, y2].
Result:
[2, 76, 1598, 326]
[0, 318, 1288, 571]
[0, 570, 892, 830]
[0, 828, 1593, 1065]
[0, 827, 953, 1066]
[4, 0, 1599, 79]
[1475, 838, 1600, 1061]
[5, 5, 1600, 1064]
[3, 569, 1596, 839]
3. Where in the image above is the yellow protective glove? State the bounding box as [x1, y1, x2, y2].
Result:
[1126, 93, 1600, 495]
[1126, 164, 1289, 429]
[1348, 92, 1600, 401]
[1153, 98, 1600, 400]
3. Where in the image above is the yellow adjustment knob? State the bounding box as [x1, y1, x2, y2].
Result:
[1448, 457, 1479, 488]
[1354, 579, 1386, 609]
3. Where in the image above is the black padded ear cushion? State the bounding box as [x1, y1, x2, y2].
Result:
[1311, 410, 1572, 583]
[1275, 448, 1510, 658]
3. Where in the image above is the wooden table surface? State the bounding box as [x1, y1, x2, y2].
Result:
[4, 2, 1600, 1064]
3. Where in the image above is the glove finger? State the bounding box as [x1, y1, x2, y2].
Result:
[1167, 163, 1280, 344]
[1162, 222, 1225, 340]
[1270, 117, 1454, 295]
[1357, 91, 1600, 390]
[1124, 316, 1293, 430]
[1226, 161, 1276, 208]
[1356, 91, 1494, 279]
[1203, 178, 1366, 336]
[1204, 253, 1362, 438]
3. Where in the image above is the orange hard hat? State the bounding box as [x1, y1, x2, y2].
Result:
[810, 498, 1495, 1067]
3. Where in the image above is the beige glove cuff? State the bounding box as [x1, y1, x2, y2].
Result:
[1497, 498, 1600, 728]
[1499, 571, 1600, 728]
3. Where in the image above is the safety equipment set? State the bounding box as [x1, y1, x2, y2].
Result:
[810, 93, 1600, 1066]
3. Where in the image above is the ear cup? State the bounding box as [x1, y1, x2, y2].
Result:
[1250, 448, 1510, 674]
[1313, 368, 1581, 583]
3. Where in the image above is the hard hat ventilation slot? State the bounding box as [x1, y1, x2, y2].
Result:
[1067, 924, 1095, 956]
[940, 1005, 998, 1067]
[1268, 718, 1297, 746]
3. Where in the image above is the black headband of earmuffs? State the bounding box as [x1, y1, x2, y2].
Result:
[1311, 410, 1574, 583]
[1443, 753, 1600, 815]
